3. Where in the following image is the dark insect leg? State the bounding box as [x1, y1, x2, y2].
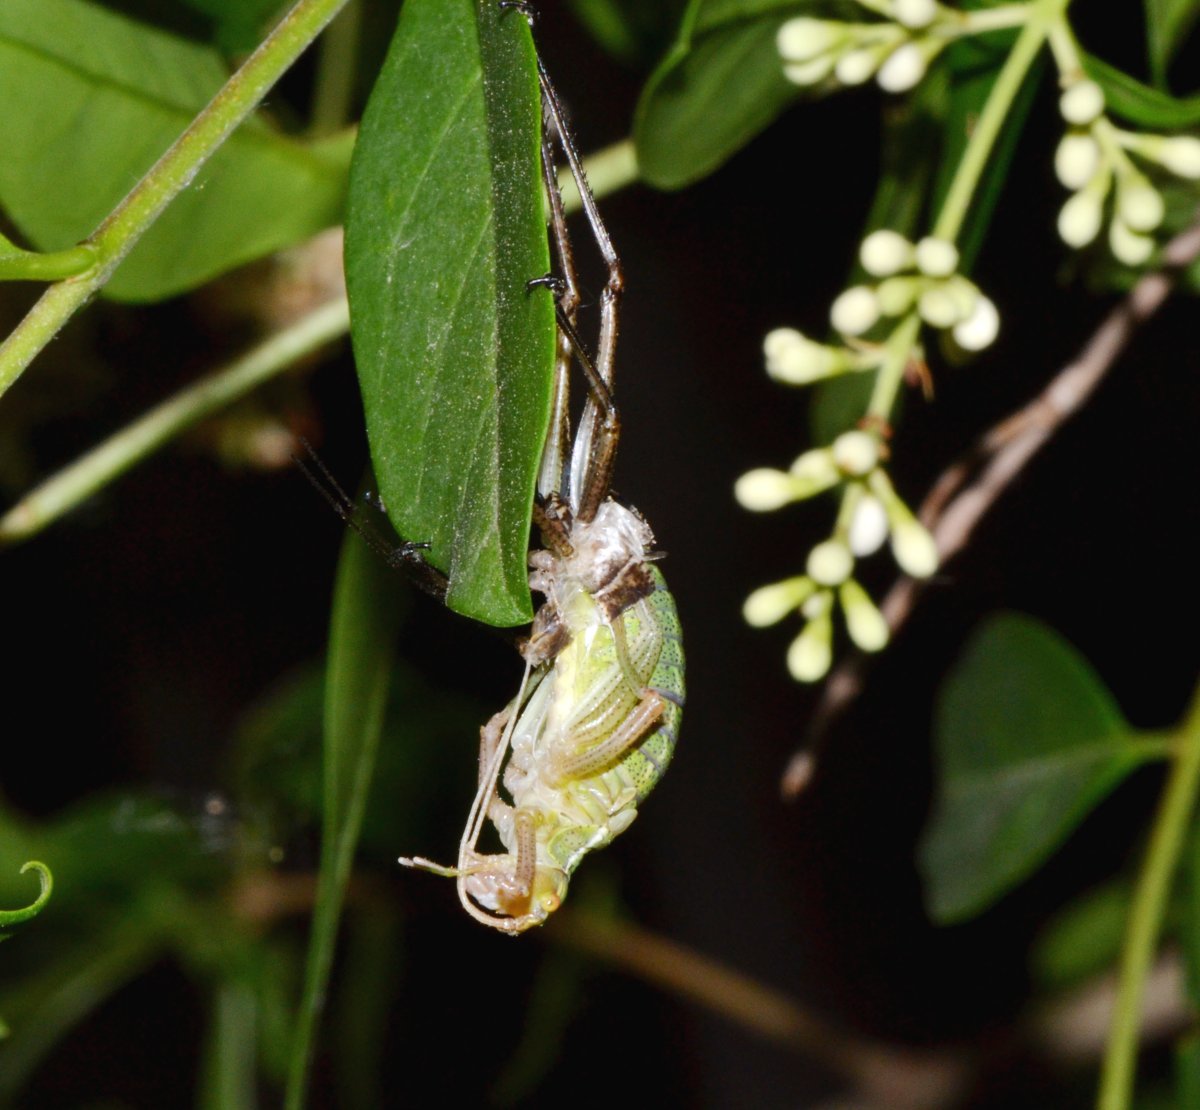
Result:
[293, 439, 448, 602]
[534, 56, 625, 523]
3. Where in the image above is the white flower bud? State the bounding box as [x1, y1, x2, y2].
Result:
[1117, 179, 1164, 232]
[836, 46, 883, 86]
[830, 285, 881, 336]
[787, 612, 833, 682]
[893, 0, 938, 30]
[784, 55, 838, 86]
[877, 42, 928, 93]
[1109, 218, 1154, 266]
[764, 328, 844, 384]
[1059, 79, 1105, 126]
[831, 430, 880, 476]
[839, 579, 889, 651]
[778, 17, 844, 62]
[787, 446, 844, 499]
[743, 577, 816, 627]
[848, 493, 889, 556]
[735, 468, 799, 511]
[892, 516, 938, 577]
[914, 236, 959, 277]
[1158, 135, 1200, 179]
[860, 230, 914, 277]
[917, 285, 962, 329]
[875, 275, 918, 315]
[806, 539, 854, 587]
[1058, 189, 1103, 248]
[1055, 132, 1102, 190]
[951, 293, 999, 351]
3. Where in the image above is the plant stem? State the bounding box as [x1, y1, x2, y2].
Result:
[1099, 684, 1200, 1109]
[310, 0, 362, 136]
[933, 0, 1071, 244]
[866, 0, 1071, 424]
[0, 0, 351, 402]
[0, 244, 98, 283]
[0, 298, 350, 544]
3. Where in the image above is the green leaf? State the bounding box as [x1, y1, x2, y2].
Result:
[286, 510, 406, 1105]
[0, 0, 351, 302]
[919, 613, 1162, 923]
[345, 0, 554, 626]
[1031, 879, 1131, 991]
[1177, 1033, 1200, 1109]
[179, 0, 291, 53]
[567, 0, 687, 66]
[1083, 52, 1200, 130]
[1145, 0, 1200, 87]
[633, 0, 803, 189]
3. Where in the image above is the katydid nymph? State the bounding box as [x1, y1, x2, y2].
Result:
[314, 9, 685, 934]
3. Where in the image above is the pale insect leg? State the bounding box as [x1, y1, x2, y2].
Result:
[548, 689, 666, 786]
[453, 660, 535, 928]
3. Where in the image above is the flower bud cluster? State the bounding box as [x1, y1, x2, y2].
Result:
[736, 429, 939, 682]
[777, 1, 1026, 96]
[841, 232, 999, 350]
[1053, 76, 1200, 265]
[763, 232, 999, 393]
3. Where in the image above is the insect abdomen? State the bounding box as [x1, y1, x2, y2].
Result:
[624, 566, 684, 803]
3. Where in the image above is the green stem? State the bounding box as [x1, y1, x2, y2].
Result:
[866, 0, 1070, 424]
[310, 0, 362, 136]
[932, 0, 1070, 244]
[0, 863, 52, 927]
[0, 0, 351, 402]
[0, 298, 350, 545]
[1099, 684, 1200, 1109]
[0, 244, 98, 283]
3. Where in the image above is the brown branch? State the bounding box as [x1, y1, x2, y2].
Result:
[782, 215, 1200, 798]
[549, 908, 971, 1109]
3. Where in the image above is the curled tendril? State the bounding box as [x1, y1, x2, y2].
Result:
[0, 862, 53, 927]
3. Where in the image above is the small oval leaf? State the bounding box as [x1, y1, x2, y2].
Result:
[919, 613, 1159, 923]
[345, 0, 555, 626]
[634, 0, 801, 190]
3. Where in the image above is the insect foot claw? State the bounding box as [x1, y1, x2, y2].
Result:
[526, 272, 564, 298]
[498, 1, 537, 27]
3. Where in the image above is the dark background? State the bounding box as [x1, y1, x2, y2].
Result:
[2, 2, 1198, 1106]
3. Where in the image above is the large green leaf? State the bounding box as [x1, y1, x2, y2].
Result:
[0, 0, 351, 302]
[919, 613, 1163, 923]
[634, 0, 803, 189]
[345, 0, 554, 626]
